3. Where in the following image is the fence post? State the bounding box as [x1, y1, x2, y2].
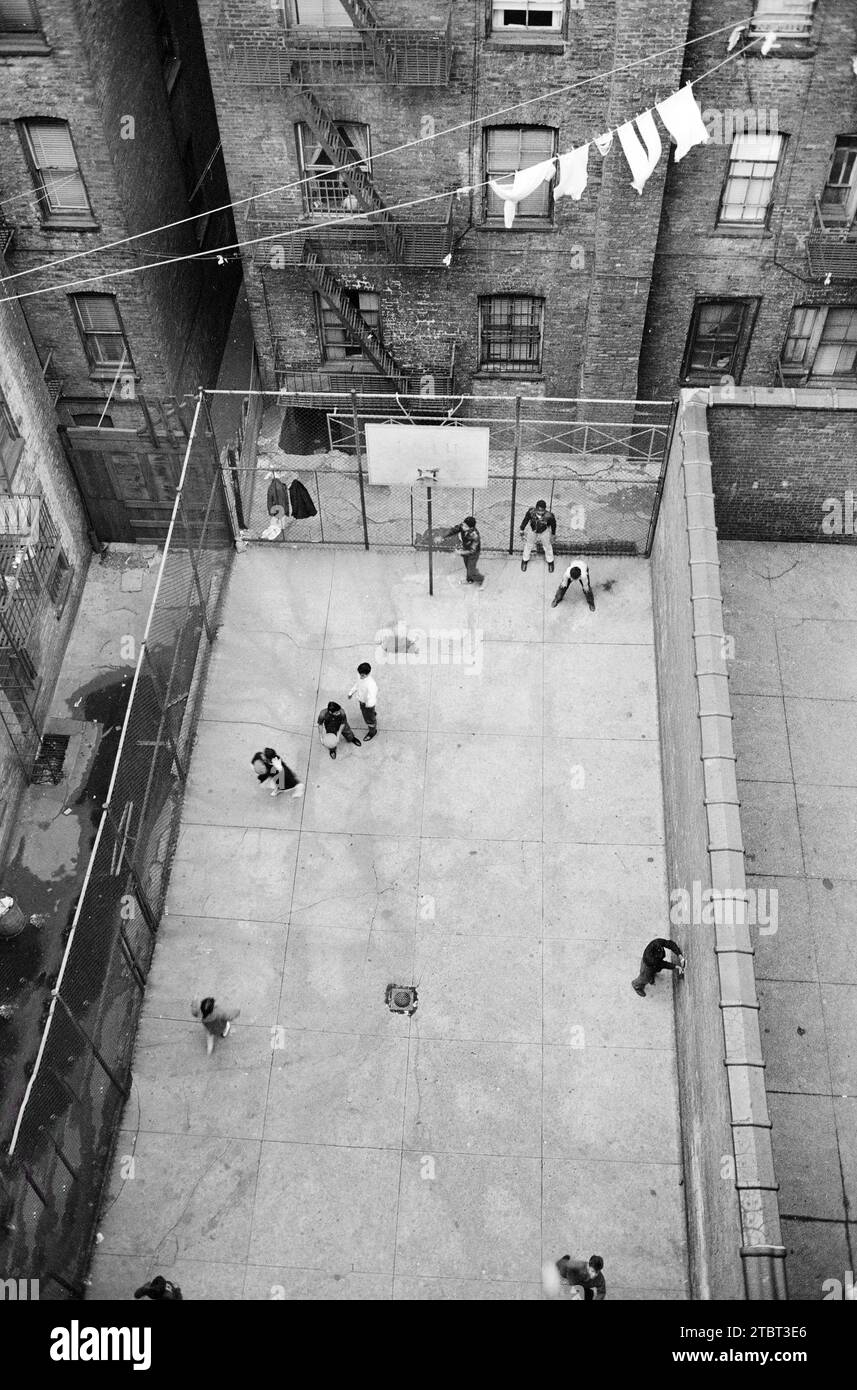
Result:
[202, 392, 241, 544]
[508, 395, 522, 554]
[351, 391, 370, 551]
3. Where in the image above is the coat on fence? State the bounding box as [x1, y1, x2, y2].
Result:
[289, 479, 317, 519]
[266, 478, 290, 516]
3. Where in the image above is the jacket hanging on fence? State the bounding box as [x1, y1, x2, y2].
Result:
[289, 478, 317, 519]
[267, 478, 290, 516]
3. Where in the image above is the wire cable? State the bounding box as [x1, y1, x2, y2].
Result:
[0, 16, 752, 289]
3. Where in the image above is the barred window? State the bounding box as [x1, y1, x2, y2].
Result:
[296, 122, 370, 215]
[718, 134, 783, 225]
[478, 295, 544, 373]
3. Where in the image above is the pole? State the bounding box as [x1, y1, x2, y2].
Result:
[508, 394, 522, 554]
[351, 391, 370, 551]
[426, 485, 434, 597]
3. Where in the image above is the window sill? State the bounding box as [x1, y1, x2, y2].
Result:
[473, 371, 545, 381]
[480, 219, 556, 232]
[484, 36, 566, 54]
[712, 224, 774, 237]
[0, 34, 51, 55]
[40, 218, 100, 233]
[87, 369, 140, 382]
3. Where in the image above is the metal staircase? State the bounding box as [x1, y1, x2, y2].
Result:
[339, 0, 398, 79]
[294, 76, 405, 260]
[301, 240, 409, 390]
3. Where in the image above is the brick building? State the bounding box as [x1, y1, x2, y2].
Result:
[0, 226, 89, 859]
[639, 0, 857, 399]
[0, 0, 240, 535]
[198, 0, 699, 404]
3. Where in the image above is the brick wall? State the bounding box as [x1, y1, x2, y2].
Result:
[0, 0, 238, 427]
[639, 0, 857, 400]
[199, 0, 692, 399]
[0, 251, 90, 864]
[706, 388, 857, 542]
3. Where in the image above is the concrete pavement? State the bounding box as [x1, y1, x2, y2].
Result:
[88, 545, 688, 1300]
[721, 542, 857, 1301]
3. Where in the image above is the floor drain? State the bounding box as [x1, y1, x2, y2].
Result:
[30, 734, 70, 785]
[386, 984, 417, 1015]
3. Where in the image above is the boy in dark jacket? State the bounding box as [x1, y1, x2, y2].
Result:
[520, 499, 557, 572]
[444, 515, 484, 585]
[317, 701, 361, 760]
[632, 938, 686, 997]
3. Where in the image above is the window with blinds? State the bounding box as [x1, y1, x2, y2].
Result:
[21, 119, 93, 222]
[70, 294, 134, 373]
[0, 0, 40, 31]
[484, 127, 555, 222]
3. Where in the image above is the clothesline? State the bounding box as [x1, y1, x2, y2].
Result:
[488, 30, 777, 227]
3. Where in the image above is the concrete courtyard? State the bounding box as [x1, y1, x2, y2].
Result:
[88, 545, 688, 1300]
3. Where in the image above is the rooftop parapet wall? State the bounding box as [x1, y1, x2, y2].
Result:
[650, 388, 786, 1299]
[706, 386, 857, 545]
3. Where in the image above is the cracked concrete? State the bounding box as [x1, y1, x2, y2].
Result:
[88, 546, 688, 1301]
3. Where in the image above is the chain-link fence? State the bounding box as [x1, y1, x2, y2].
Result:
[223, 390, 675, 558]
[0, 398, 234, 1298]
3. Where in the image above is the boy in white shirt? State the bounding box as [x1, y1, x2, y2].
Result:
[551, 561, 595, 611]
[348, 661, 379, 741]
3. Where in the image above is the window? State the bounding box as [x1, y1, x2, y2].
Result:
[682, 300, 757, 381]
[0, 0, 39, 31]
[318, 290, 381, 361]
[782, 305, 857, 380]
[150, 0, 180, 91]
[20, 120, 94, 225]
[0, 0, 47, 51]
[296, 122, 370, 215]
[750, 0, 815, 39]
[0, 387, 23, 490]
[70, 295, 134, 374]
[491, 2, 564, 32]
[819, 137, 857, 227]
[293, 0, 352, 25]
[72, 412, 114, 428]
[718, 134, 783, 225]
[478, 295, 544, 373]
[484, 127, 555, 223]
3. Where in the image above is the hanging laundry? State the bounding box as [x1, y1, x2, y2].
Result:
[655, 85, 711, 163]
[617, 111, 662, 195]
[727, 23, 746, 52]
[594, 131, 613, 157]
[267, 477, 290, 517]
[488, 158, 556, 229]
[761, 31, 778, 55]
[289, 477, 317, 519]
[554, 145, 590, 201]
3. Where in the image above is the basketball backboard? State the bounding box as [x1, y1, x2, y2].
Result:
[365, 423, 489, 488]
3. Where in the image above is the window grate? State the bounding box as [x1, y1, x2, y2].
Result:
[30, 732, 70, 784]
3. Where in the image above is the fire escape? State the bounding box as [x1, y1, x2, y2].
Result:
[220, 1, 456, 401]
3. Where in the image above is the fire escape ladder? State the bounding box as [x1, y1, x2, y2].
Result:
[338, 0, 399, 79]
[293, 76, 405, 261]
[301, 240, 409, 390]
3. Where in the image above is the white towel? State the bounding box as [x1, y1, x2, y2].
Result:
[594, 131, 613, 157]
[617, 111, 662, 194]
[554, 145, 590, 201]
[655, 85, 711, 163]
[727, 23, 746, 52]
[489, 158, 556, 228]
